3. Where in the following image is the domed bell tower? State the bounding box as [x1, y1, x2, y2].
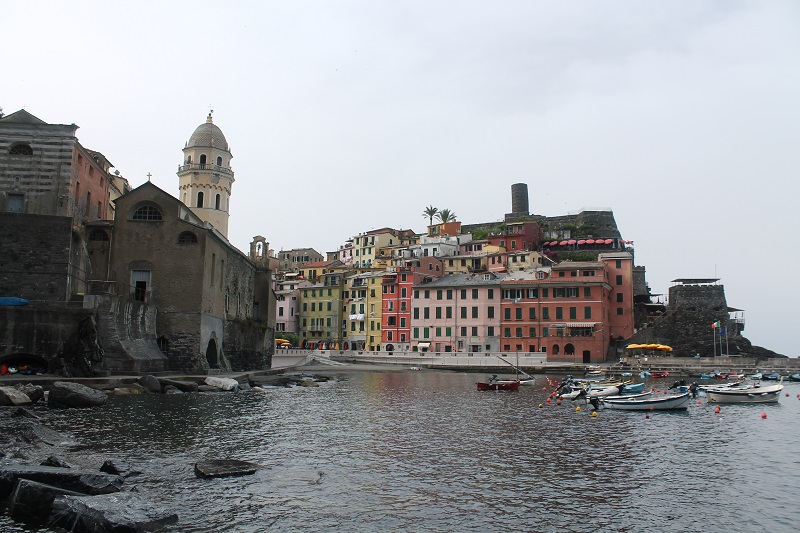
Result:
[177, 112, 235, 238]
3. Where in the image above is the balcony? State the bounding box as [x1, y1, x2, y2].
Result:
[177, 163, 233, 177]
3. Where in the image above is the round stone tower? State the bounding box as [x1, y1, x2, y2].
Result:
[177, 112, 234, 238]
[511, 183, 529, 215]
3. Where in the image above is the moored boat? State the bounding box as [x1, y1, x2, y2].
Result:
[477, 379, 520, 391]
[706, 382, 784, 403]
[602, 391, 691, 411]
[761, 373, 781, 381]
[0, 297, 29, 306]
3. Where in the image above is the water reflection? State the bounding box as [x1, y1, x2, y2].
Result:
[3, 372, 799, 532]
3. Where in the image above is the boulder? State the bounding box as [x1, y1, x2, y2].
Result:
[204, 376, 240, 391]
[16, 384, 45, 403]
[12, 406, 40, 419]
[41, 455, 76, 469]
[157, 378, 198, 393]
[50, 492, 179, 532]
[137, 375, 162, 393]
[111, 383, 149, 395]
[100, 459, 142, 478]
[9, 478, 84, 524]
[22, 423, 74, 447]
[0, 464, 123, 499]
[47, 381, 108, 408]
[194, 459, 259, 478]
[0, 386, 32, 406]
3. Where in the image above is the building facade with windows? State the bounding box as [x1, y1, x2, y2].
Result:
[275, 274, 312, 334]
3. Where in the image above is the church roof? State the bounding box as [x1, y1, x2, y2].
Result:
[187, 113, 229, 151]
[0, 109, 48, 124]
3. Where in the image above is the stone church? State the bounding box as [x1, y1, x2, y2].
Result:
[86, 113, 275, 373]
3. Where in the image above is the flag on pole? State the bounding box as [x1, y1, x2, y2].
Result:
[711, 321, 721, 329]
[718, 326, 727, 335]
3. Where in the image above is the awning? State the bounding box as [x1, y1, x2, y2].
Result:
[586, 239, 595, 244]
[559, 240, 568, 246]
[568, 240, 576, 245]
[569, 322, 597, 328]
[418, 342, 431, 348]
[577, 240, 586, 245]
[604, 238, 613, 244]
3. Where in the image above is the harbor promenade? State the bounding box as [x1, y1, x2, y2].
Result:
[274, 349, 800, 377]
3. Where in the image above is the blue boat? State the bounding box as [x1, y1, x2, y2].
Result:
[790, 374, 800, 382]
[0, 297, 29, 306]
[750, 372, 763, 380]
[762, 373, 781, 381]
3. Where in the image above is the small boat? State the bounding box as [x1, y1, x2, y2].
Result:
[639, 371, 651, 378]
[477, 378, 520, 391]
[0, 297, 29, 306]
[620, 372, 632, 377]
[790, 374, 800, 382]
[649, 371, 670, 378]
[617, 382, 645, 394]
[750, 372, 763, 380]
[602, 391, 692, 411]
[601, 391, 653, 401]
[761, 373, 781, 381]
[706, 382, 784, 403]
[699, 373, 716, 379]
[587, 385, 620, 398]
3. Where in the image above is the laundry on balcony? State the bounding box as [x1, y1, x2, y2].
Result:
[349, 314, 365, 321]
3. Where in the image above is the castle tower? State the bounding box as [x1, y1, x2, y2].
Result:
[505, 182, 530, 221]
[177, 112, 234, 238]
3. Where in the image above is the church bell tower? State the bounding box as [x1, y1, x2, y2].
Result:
[177, 112, 234, 238]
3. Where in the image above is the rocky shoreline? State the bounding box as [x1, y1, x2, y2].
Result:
[0, 371, 338, 531]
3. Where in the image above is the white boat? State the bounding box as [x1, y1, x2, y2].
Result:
[601, 391, 653, 401]
[587, 385, 620, 398]
[603, 391, 692, 411]
[706, 382, 784, 403]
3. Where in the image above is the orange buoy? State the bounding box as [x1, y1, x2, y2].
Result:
[645, 414, 650, 419]
[546, 397, 552, 403]
[556, 399, 562, 406]
[714, 406, 721, 414]
[761, 412, 767, 419]
[697, 400, 702, 405]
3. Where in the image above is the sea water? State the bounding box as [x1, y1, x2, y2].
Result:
[2, 371, 798, 532]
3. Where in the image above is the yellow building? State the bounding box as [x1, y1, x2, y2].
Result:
[343, 271, 385, 350]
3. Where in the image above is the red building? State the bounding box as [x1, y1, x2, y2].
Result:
[381, 257, 443, 352]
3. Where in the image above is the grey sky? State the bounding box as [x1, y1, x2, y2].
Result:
[3, 1, 798, 356]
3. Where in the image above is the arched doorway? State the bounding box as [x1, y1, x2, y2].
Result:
[552, 344, 560, 355]
[206, 339, 219, 368]
[565, 343, 575, 356]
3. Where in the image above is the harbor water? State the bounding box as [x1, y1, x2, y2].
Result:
[3, 370, 799, 532]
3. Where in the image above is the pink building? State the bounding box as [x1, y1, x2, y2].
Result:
[275, 275, 312, 334]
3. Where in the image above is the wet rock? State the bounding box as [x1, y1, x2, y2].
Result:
[0, 386, 33, 406]
[15, 384, 45, 403]
[163, 385, 183, 394]
[47, 381, 108, 408]
[111, 383, 149, 395]
[0, 464, 123, 499]
[299, 380, 319, 387]
[12, 407, 40, 419]
[100, 459, 142, 478]
[50, 492, 179, 532]
[138, 375, 162, 393]
[157, 378, 198, 393]
[21, 423, 74, 447]
[197, 385, 218, 392]
[204, 376, 240, 391]
[9, 478, 85, 525]
[194, 459, 259, 478]
[41, 455, 76, 469]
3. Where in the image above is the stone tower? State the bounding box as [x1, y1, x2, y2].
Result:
[177, 112, 234, 238]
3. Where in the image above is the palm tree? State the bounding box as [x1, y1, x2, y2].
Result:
[436, 208, 457, 223]
[422, 205, 439, 226]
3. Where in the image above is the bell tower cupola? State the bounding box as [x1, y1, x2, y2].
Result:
[177, 112, 235, 238]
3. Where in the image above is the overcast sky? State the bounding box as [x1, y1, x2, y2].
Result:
[3, 1, 798, 356]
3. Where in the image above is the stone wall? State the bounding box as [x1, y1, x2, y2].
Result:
[627, 284, 784, 359]
[224, 320, 272, 371]
[0, 214, 77, 301]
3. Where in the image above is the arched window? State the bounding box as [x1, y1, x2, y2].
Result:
[197, 191, 204, 207]
[216, 156, 222, 166]
[178, 231, 198, 244]
[199, 154, 207, 165]
[89, 230, 109, 241]
[215, 194, 220, 210]
[552, 344, 560, 355]
[186, 155, 192, 164]
[9, 143, 33, 155]
[564, 343, 575, 355]
[132, 205, 162, 220]
[157, 336, 169, 354]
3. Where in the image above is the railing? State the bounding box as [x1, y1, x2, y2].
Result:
[177, 163, 233, 176]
